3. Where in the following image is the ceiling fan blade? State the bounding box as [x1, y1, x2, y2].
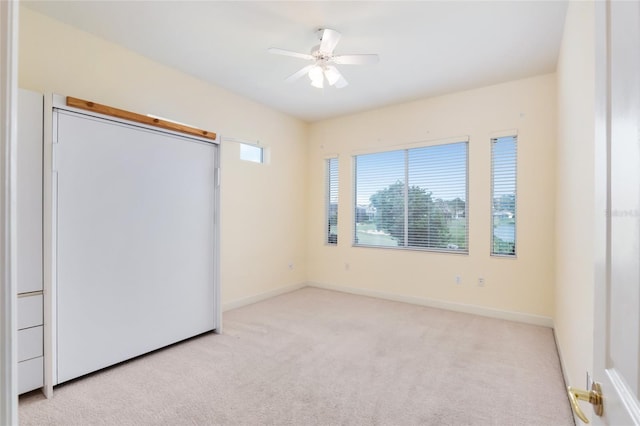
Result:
[285, 64, 314, 82]
[333, 54, 379, 65]
[319, 28, 341, 54]
[268, 47, 313, 61]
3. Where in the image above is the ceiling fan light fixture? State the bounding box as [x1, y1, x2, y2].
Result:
[310, 76, 324, 89]
[308, 65, 323, 82]
[309, 64, 325, 88]
[324, 66, 340, 86]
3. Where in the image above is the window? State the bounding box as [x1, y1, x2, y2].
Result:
[354, 141, 468, 252]
[240, 143, 263, 163]
[491, 135, 517, 256]
[326, 158, 338, 244]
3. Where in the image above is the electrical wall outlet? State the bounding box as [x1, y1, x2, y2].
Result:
[455, 276, 461, 285]
[288, 262, 294, 270]
[478, 277, 485, 287]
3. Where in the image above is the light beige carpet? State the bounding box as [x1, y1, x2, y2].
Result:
[19, 287, 574, 425]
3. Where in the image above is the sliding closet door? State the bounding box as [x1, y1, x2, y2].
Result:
[55, 110, 216, 383]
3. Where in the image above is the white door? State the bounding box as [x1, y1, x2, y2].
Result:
[591, 0, 640, 424]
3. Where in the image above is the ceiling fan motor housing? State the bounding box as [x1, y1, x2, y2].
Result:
[311, 45, 331, 63]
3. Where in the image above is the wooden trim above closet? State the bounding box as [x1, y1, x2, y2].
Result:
[66, 96, 217, 141]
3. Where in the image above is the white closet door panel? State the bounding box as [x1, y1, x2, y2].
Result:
[56, 111, 216, 383]
[17, 89, 43, 293]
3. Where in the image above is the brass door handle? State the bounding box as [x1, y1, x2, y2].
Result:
[567, 382, 603, 424]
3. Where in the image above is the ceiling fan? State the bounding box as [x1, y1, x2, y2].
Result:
[269, 28, 379, 89]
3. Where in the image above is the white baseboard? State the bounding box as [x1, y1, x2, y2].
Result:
[552, 327, 571, 386]
[222, 282, 307, 312]
[551, 328, 579, 423]
[307, 282, 554, 328]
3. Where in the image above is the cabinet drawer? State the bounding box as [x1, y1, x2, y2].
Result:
[18, 326, 43, 362]
[17, 294, 43, 330]
[18, 356, 43, 395]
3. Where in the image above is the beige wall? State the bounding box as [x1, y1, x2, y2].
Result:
[307, 75, 557, 320]
[18, 7, 310, 307]
[554, 0, 595, 393]
[19, 6, 565, 327]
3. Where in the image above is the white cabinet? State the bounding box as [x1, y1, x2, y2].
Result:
[18, 358, 43, 395]
[17, 294, 43, 330]
[18, 326, 43, 362]
[17, 89, 43, 295]
[53, 103, 218, 384]
[17, 89, 44, 394]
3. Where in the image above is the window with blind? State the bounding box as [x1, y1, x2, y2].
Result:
[491, 136, 517, 256]
[354, 141, 468, 252]
[326, 157, 339, 245]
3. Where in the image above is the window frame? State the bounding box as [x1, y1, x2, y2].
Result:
[352, 139, 469, 254]
[490, 135, 518, 257]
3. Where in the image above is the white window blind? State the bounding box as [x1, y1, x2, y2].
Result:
[354, 141, 468, 252]
[491, 136, 517, 256]
[326, 158, 338, 244]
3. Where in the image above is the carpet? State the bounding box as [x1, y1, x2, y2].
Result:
[19, 287, 574, 425]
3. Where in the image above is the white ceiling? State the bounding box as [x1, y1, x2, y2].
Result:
[24, 1, 568, 123]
